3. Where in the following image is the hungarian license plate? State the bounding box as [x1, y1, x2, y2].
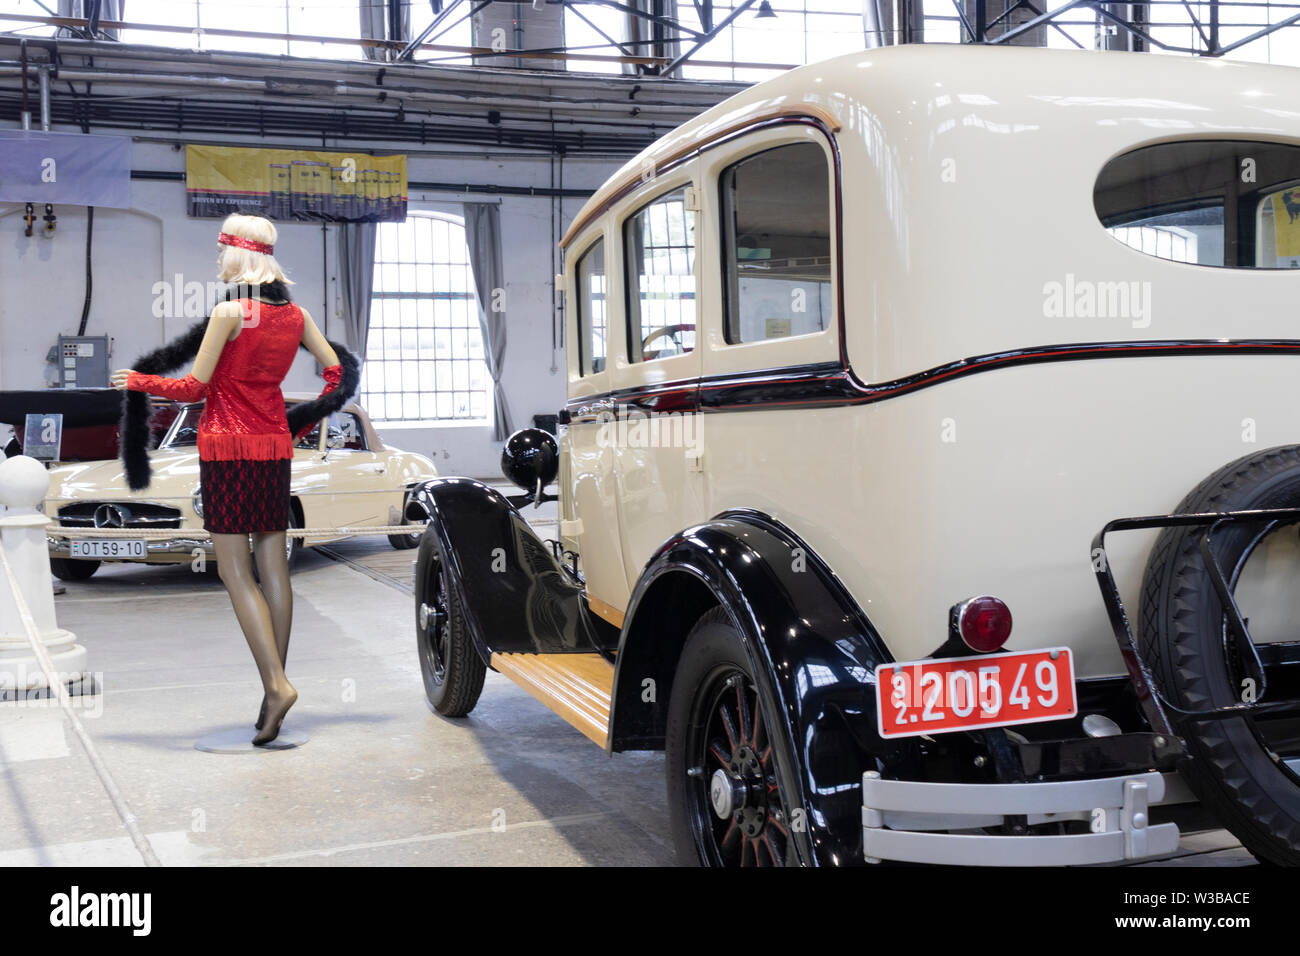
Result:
[876, 648, 1077, 739]
[69, 538, 146, 559]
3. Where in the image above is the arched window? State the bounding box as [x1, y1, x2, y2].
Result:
[363, 212, 491, 423]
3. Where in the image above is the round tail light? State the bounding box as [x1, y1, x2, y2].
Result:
[956, 595, 1013, 653]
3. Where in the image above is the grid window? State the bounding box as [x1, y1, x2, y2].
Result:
[674, 0, 867, 81]
[576, 239, 608, 374]
[624, 189, 697, 363]
[362, 213, 490, 423]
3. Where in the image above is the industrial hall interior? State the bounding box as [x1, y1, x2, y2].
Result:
[3, 0, 1300, 884]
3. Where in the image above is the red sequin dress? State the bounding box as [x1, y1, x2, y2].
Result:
[129, 299, 305, 534]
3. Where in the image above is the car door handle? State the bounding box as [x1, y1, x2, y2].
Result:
[370, 465, 386, 474]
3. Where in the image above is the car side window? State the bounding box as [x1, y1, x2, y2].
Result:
[294, 423, 321, 451]
[326, 411, 366, 451]
[720, 142, 832, 343]
[624, 188, 696, 363]
[576, 239, 607, 374]
[1094, 139, 1300, 269]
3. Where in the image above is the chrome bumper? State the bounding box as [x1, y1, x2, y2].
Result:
[862, 770, 1182, 866]
[47, 534, 214, 559]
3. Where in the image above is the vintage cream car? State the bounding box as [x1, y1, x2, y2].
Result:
[410, 44, 1300, 867]
[44, 394, 436, 578]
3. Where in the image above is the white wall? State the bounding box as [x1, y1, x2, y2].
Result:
[0, 134, 618, 478]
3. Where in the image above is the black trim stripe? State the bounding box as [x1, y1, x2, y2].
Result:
[565, 339, 1300, 416]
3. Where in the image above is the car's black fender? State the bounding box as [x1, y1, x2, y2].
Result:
[409, 477, 604, 658]
[609, 509, 904, 866]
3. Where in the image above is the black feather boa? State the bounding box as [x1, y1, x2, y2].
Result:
[120, 284, 360, 490]
[286, 344, 361, 437]
[120, 319, 209, 491]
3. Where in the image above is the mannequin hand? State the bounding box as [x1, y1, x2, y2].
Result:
[110, 369, 135, 390]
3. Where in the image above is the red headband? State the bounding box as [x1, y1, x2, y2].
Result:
[218, 232, 274, 255]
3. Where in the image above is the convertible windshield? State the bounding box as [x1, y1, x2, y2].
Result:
[160, 403, 321, 450]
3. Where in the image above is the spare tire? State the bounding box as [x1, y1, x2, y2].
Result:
[1139, 444, 1300, 865]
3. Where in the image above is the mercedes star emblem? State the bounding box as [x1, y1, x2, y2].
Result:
[93, 503, 129, 528]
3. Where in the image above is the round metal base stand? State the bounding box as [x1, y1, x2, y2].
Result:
[194, 727, 308, 753]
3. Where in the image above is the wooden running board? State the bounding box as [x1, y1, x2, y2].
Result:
[490, 652, 615, 747]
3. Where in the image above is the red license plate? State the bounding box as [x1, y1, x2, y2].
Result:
[875, 648, 1077, 739]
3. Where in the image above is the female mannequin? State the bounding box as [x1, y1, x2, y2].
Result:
[112, 214, 346, 745]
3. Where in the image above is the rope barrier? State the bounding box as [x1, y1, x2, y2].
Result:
[46, 524, 424, 540]
[0, 541, 163, 867]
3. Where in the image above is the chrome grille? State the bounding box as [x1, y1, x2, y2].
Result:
[57, 502, 183, 529]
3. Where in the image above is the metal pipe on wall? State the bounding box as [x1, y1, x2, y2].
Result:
[18, 39, 29, 129]
[39, 64, 49, 131]
[0, 65, 708, 120]
[863, 0, 889, 48]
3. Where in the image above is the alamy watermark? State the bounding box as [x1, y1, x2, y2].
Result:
[0, 667, 102, 715]
[595, 409, 703, 451]
[1042, 274, 1152, 328]
[150, 276, 270, 327]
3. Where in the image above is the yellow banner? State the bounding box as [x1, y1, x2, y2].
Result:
[186, 144, 407, 223]
[1271, 188, 1300, 259]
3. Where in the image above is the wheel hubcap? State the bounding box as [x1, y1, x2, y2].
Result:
[709, 769, 745, 820]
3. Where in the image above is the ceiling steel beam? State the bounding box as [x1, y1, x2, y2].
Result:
[663, 0, 762, 75]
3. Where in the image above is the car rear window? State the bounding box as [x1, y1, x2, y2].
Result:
[1095, 139, 1300, 269]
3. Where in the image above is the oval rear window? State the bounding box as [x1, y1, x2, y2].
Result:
[1094, 139, 1300, 270]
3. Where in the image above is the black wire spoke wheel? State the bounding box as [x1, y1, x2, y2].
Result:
[1219, 519, 1300, 785]
[418, 557, 451, 684]
[667, 607, 798, 867]
[414, 530, 486, 717]
[690, 668, 789, 866]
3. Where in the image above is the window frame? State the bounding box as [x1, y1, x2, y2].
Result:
[1094, 137, 1300, 271]
[362, 209, 493, 426]
[621, 181, 700, 366]
[573, 235, 609, 377]
[718, 139, 837, 347]
[697, 124, 841, 376]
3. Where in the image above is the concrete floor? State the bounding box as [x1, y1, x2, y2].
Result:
[0, 496, 1258, 867]
[1, 519, 675, 866]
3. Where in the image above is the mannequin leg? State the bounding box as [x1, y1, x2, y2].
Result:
[252, 532, 293, 730]
[212, 533, 297, 745]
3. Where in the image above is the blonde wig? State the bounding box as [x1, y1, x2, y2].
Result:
[216, 213, 294, 286]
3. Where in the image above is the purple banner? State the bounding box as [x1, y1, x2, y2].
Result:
[0, 130, 132, 208]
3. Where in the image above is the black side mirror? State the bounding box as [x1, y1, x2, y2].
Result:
[501, 428, 559, 505]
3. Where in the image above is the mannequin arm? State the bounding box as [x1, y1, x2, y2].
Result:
[294, 308, 344, 439]
[301, 308, 340, 369]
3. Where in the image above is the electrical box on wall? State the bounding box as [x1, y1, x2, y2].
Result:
[54, 335, 110, 388]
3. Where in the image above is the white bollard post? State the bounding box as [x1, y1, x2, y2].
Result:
[0, 456, 87, 697]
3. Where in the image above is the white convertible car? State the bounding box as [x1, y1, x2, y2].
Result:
[44, 394, 438, 579]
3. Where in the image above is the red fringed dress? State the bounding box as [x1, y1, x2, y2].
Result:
[128, 299, 324, 535]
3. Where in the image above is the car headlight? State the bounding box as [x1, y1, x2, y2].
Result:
[191, 485, 203, 518]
